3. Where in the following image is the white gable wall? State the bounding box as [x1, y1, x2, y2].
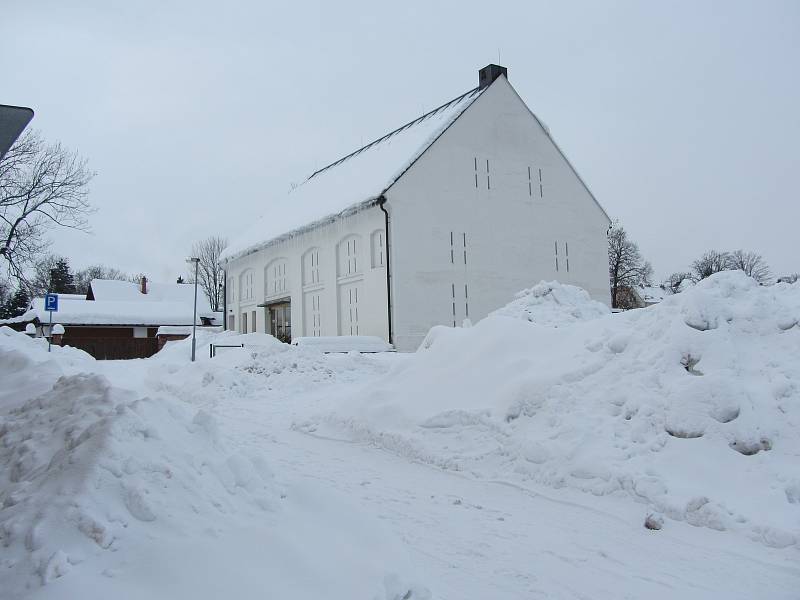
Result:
[225, 206, 388, 340]
[387, 76, 611, 351]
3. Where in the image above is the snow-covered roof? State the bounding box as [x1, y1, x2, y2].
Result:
[88, 279, 208, 307]
[11, 297, 208, 327]
[222, 86, 486, 262]
[638, 285, 668, 304]
[0, 279, 218, 327]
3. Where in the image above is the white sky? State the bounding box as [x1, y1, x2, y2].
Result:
[3, 0, 799, 283]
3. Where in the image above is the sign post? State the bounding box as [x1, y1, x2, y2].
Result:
[44, 293, 58, 352]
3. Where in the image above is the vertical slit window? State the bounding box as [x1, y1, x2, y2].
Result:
[464, 284, 469, 318]
[450, 231, 454, 264]
[474, 157, 478, 188]
[463, 232, 467, 265]
[565, 242, 570, 272]
[486, 159, 490, 190]
[528, 166, 532, 196]
[451, 283, 456, 325]
[555, 240, 559, 272]
[539, 168, 543, 198]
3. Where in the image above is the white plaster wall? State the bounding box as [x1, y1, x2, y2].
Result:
[387, 76, 611, 351]
[225, 207, 388, 341]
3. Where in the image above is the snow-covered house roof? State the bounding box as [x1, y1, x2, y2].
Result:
[638, 285, 668, 305]
[221, 86, 486, 262]
[8, 297, 207, 327]
[0, 279, 219, 328]
[87, 279, 207, 306]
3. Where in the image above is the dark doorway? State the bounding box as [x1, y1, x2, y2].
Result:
[267, 301, 291, 343]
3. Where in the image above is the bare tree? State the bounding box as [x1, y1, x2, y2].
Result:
[691, 250, 731, 281]
[777, 273, 799, 284]
[0, 130, 94, 285]
[74, 264, 129, 295]
[726, 249, 771, 284]
[191, 236, 227, 311]
[663, 271, 693, 295]
[608, 223, 653, 309]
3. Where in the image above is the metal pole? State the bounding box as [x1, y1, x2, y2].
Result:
[222, 268, 227, 331]
[48, 309, 52, 352]
[191, 260, 198, 362]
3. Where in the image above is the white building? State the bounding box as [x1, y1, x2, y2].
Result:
[222, 65, 611, 351]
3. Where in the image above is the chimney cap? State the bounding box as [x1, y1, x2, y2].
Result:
[140, 275, 148, 294]
[479, 64, 508, 89]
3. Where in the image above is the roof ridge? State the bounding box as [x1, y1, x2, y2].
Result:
[306, 86, 481, 182]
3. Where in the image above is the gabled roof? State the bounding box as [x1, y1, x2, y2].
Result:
[21, 297, 210, 327]
[222, 86, 486, 262]
[88, 279, 211, 310]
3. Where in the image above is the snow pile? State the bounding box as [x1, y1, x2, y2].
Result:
[0, 326, 93, 411]
[0, 372, 283, 594]
[0, 330, 428, 599]
[489, 280, 611, 326]
[292, 335, 394, 353]
[307, 272, 800, 548]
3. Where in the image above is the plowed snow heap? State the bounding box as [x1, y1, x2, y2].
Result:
[312, 273, 800, 548]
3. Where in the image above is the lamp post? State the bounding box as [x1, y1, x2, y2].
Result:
[186, 257, 200, 361]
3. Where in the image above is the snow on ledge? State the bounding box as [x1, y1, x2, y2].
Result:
[291, 336, 394, 353]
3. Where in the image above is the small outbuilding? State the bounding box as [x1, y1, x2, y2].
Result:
[0, 277, 220, 359]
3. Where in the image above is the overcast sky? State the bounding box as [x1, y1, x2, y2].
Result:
[3, 0, 799, 283]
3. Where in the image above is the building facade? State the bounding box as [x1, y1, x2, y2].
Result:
[223, 65, 611, 351]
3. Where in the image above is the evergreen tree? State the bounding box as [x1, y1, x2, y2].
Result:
[48, 258, 75, 294]
[2, 286, 31, 318]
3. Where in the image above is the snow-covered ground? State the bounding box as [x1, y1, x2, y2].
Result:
[1, 273, 798, 599]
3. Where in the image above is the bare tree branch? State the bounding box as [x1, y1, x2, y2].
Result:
[608, 222, 652, 309]
[0, 130, 95, 287]
[190, 236, 227, 311]
[727, 249, 771, 284]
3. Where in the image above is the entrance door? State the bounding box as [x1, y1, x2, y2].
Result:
[268, 302, 291, 343]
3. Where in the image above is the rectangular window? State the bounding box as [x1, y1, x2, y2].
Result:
[565, 242, 570, 272]
[462, 232, 467, 265]
[528, 166, 532, 196]
[450, 231, 454, 264]
[241, 312, 248, 333]
[486, 159, 490, 190]
[474, 157, 478, 188]
[451, 282, 456, 327]
[228, 315, 235, 331]
[554, 241, 559, 272]
[251, 310, 257, 333]
[539, 168, 543, 198]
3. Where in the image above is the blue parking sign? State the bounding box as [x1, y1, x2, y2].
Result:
[45, 293, 59, 312]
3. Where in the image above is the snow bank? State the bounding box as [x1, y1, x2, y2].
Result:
[0, 330, 428, 599]
[292, 335, 394, 353]
[489, 280, 611, 326]
[0, 327, 93, 411]
[306, 273, 800, 547]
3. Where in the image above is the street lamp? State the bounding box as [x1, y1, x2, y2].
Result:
[186, 257, 200, 361]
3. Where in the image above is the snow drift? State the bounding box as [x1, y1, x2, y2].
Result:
[0, 330, 428, 599]
[489, 280, 611, 325]
[307, 273, 800, 548]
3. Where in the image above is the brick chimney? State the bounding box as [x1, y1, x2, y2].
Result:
[140, 276, 148, 294]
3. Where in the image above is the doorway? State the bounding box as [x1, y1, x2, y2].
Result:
[267, 301, 291, 343]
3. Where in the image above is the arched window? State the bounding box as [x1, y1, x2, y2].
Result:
[370, 229, 385, 268]
[337, 234, 361, 277]
[239, 269, 254, 301]
[265, 258, 289, 297]
[302, 247, 322, 286]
